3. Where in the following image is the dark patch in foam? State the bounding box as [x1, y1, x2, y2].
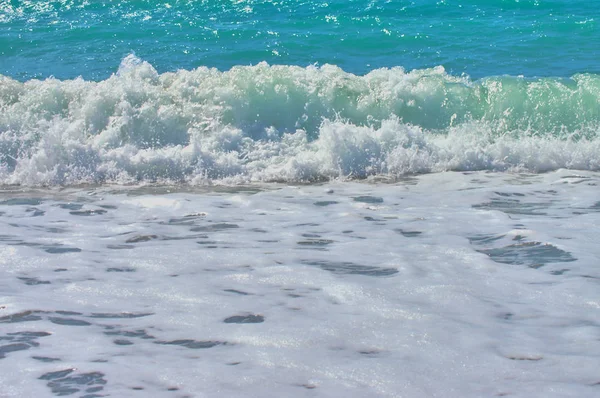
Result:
[106, 267, 136, 272]
[27, 208, 45, 217]
[10, 331, 52, 338]
[113, 339, 134, 345]
[104, 329, 155, 340]
[301, 260, 398, 277]
[353, 196, 383, 204]
[0, 234, 19, 242]
[224, 314, 264, 324]
[395, 229, 422, 237]
[56, 311, 82, 316]
[477, 242, 576, 268]
[561, 175, 593, 185]
[44, 246, 82, 254]
[163, 213, 207, 226]
[44, 227, 68, 234]
[197, 240, 219, 245]
[39, 369, 107, 397]
[107, 244, 135, 250]
[18, 277, 51, 285]
[0, 198, 43, 206]
[125, 235, 158, 243]
[363, 216, 386, 223]
[56, 203, 83, 210]
[297, 383, 317, 389]
[0, 331, 51, 359]
[550, 269, 570, 275]
[468, 234, 505, 246]
[296, 239, 334, 247]
[314, 201, 338, 207]
[11, 241, 42, 248]
[40, 369, 76, 380]
[32, 356, 61, 362]
[155, 340, 227, 349]
[494, 192, 525, 197]
[190, 223, 239, 232]
[0, 343, 32, 358]
[69, 209, 107, 216]
[90, 312, 153, 319]
[49, 317, 91, 326]
[505, 355, 543, 361]
[250, 228, 268, 233]
[358, 349, 382, 357]
[575, 200, 600, 214]
[160, 234, 209, 241]
[0, 310, 45, 323]
[473, 197, 550, 216]
[223, 289, 252, 295]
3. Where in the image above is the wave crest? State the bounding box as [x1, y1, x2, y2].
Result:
[2, 56, 600, 185]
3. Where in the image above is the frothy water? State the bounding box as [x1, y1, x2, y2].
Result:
[3, 57, 600, 186]
[1, 171, 599, 396]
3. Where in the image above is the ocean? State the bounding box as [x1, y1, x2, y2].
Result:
[1, 1, 600, 397]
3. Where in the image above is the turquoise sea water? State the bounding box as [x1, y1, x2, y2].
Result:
[1, 0, 600, 184]
[2, 0, 598, 80]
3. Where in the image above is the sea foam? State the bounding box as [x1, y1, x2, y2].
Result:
[2, 56, 600, 186]
[1, 171, 600, 397]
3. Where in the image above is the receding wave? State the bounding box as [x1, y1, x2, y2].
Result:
[2, 55, 600, 185]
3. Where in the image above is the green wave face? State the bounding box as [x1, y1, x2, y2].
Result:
[4, 60, 599, 137]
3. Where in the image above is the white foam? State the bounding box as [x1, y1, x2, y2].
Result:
[1, 171, 599, 396]
[2, 57, 600, 186]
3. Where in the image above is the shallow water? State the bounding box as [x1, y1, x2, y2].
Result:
[1, 170, 599, 397]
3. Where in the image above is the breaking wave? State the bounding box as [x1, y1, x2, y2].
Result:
[2, 55, 600, 185]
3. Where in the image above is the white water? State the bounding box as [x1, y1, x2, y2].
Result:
[3, 57, 600, 186]
[1, 170, 599, 397]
